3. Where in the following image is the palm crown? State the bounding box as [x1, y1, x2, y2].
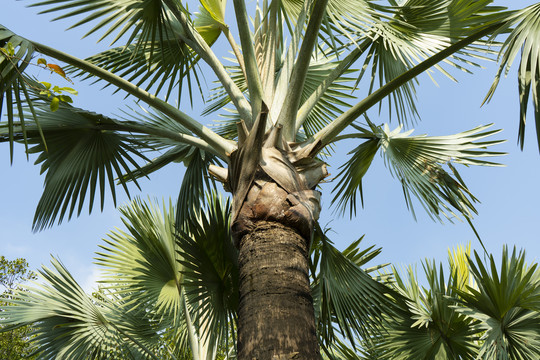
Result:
[1, 0, 540, 359]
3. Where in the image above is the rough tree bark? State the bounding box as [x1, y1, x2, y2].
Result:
[237, 221, 319, 360]
[230, 169, 324, 360]
[210, 107, 327, 359]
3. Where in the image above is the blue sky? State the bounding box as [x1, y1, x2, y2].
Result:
[1, 0, 538, 291]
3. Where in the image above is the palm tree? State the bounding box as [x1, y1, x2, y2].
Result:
[2, 199, 538, 359]
[1, 0, 540, 358]
[0, 196, 395, 359]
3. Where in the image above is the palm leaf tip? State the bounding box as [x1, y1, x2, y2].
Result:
[484, 3, 540, 151]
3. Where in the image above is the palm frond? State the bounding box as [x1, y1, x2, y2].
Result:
[30, 0, 182, 46]
[279, 0, 382, 44]
[454, 247, 540, 360]
[30, 0, 225, 104]
[0, 258, 163, 359]
[332, 123, 505, 221]
[310, 229, 400, 349]
[357, 0, 504, 125]
[95, 196, 240, 358]
[176, 193, 238, 354]
[0, 27, 44, 161]
[0, 97, 149, 231]
[484, 3, 540, 151]
[72, 38, 201, 106]
[372, 261, 479, 360]
[96, 198, 183, 322]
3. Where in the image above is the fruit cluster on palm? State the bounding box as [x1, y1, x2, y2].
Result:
[1, 0, 540, 358]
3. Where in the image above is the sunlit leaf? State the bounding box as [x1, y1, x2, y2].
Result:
[332, 123, 505, 221]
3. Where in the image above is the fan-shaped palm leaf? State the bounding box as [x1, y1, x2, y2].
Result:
[355, 0, 505, 125]
[0, 95, 150, 231]
[332, 123, 505, 221]
[0, 258, 164, 359]
[484, 3, 540, 151]
[310, 229, 400, 349]
[176, 193, 238, 354]
[30, 0, 182, 46]
[29, 0, 225, 103]
[96, 198, 183, 322]
[372, 252, 480, 360]
[96, 196, 235, 359]
[454, 247, 540, 360]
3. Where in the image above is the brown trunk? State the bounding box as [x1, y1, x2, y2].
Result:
[209, 114, 327, 359]
[237, 220, 319, 360]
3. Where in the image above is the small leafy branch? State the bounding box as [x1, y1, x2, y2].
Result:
[37, 81, 77, 112]
[1, 42, 77, 112]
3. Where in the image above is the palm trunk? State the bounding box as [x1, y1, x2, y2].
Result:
[237, 220, 319, 360]
[217, 116, 327, 359]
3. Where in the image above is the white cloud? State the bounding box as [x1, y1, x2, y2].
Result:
[81, 266, 102, 293]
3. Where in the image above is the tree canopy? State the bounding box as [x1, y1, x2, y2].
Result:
[1, 0, 540, 358]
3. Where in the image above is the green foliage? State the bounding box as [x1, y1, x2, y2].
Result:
[2, 0, 540, 358]
[1, 200, 539, 359]
[0, 256, 39, 360]
[332, 122, 505, 219]
[366, 245, 540, 360]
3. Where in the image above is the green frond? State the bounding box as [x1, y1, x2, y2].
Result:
[0, 258, 163, 359]
[27, 115, 146, 231]
[0, 27, 44, 161]
[0, 94, 150, 231]
[332, 123, 505, 221]
[321, 337, 366, 360]
[29, 0, 225, 104]
[374, 261, 479, 360]
[357, 0, 505, 125]
[331, 135, 381, 217]
[72, 39, 201, 106]
[176, 193, 238, 353]
[454, 247, 540, 360]
[484, 3, 540, 151]
[30, 0, 181, 46]
[310, 230, 400, 349]
[97, 198, 182, 320]
[279, 0, 382, 43]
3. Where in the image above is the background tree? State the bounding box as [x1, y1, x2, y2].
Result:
[1, 0, 540, 358]
[0, 256, 38, 359]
